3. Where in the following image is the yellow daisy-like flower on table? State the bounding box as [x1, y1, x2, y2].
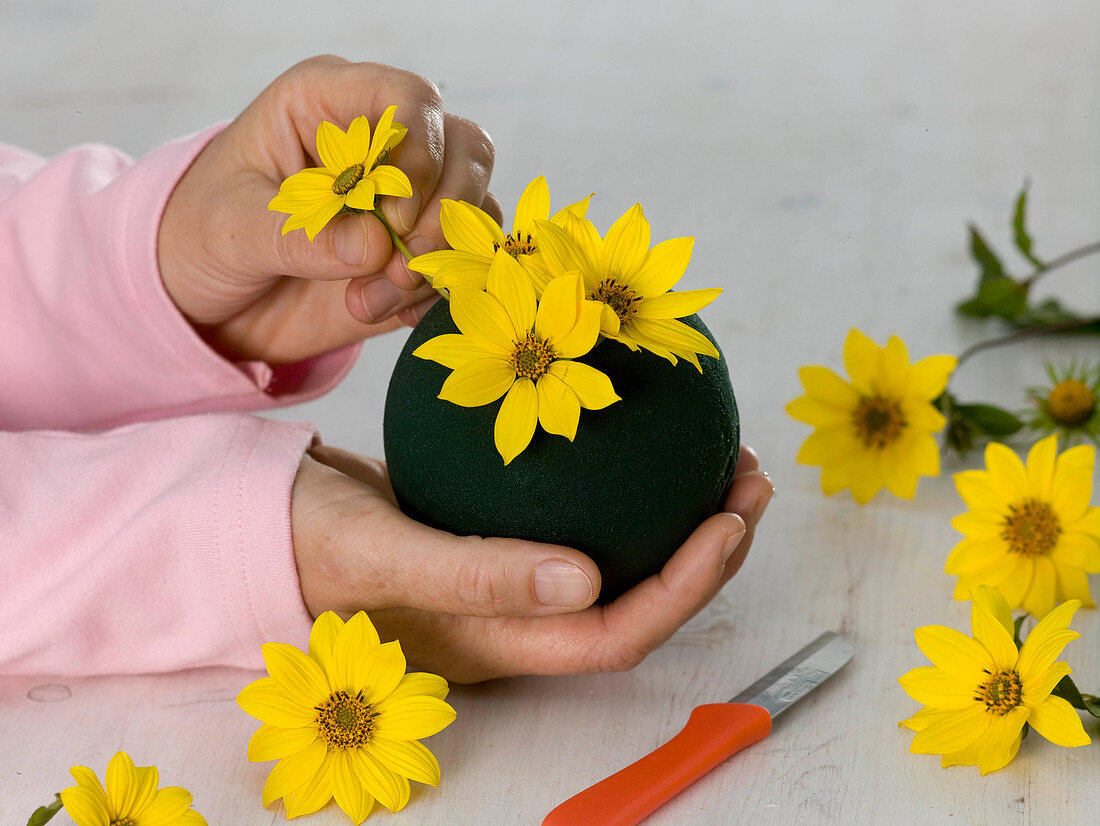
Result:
[406, 175, 591, 290]
[268, 106, 413, 241]
[533, 205, 722, 371]
[899, 585, 1090, 775]
[413, 251, 618, 464]
[946, 434, 1100, 618]
[785, 328, 957, 503]
[59, 751, 206, 825]
[236, 612, 456, 824]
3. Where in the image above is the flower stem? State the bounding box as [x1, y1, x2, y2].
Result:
[954, 317, 1100, 372]
[1022, 240, 1100, 288]
[371, 208, 412, 259]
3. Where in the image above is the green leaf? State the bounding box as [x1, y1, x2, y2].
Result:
[955, 403, 1025, 437]
[1014, 298, 1086, 328]
[1012, 615, 1027, 648]
[968, 225, 1007, 285]
[956, 277, 1029, 320]
[26, 795, 63, 826]
[1012, 185, 1044, 269]
[1052, 674, 1100, 718]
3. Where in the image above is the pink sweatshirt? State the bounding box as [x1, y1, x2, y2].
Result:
[0, 127, 360, 675]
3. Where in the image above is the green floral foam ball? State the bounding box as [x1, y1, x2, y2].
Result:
[383, 299, 740, 601]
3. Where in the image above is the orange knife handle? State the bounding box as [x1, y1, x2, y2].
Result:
[542, 702, 772, 826]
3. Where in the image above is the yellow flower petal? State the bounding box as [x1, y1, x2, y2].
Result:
[548, 360, 620, 410]
[332, 750, 374, 825]
[898, 666, 978, 709]
[367, 164, 414, 199]
[352, 750, 410, 813]
[316, 120, 353, 173]
[983, 442, 1029, 502]
[969, 599, 1018, 671]
[262, 738, 328, 807]
[550, 192, 593, 222]
[601, 203, 650, 279]
[248, 723, 321, 763]
[1028, 695, 1091, 747]
[344, 177, 378, 211]
[407, 250, 478, 279]
[260, 642, 330, 708]
[627, 317, 719, 369]
[513, 175, 550, 235]
[139, 785, 195, 824]
[975, 709, 1028, 774]
[237, 677, 318, 728]
[795, 427, 852, 465]
[1052, 531, 1100, 571]
[300, 197, 346, 242]
[432, 259, 495, 290]
[333, 612, 386, 695]
[536, 373, 581, 440]
[345, 641, 405, 706]
[486, 251, 536, 334]
[551, 299, 602, 359]
[532, 219, 588, 277]
[841, 329, 879, 393]
[344, 116, 372, 164]
[374, 695, 458, 741]
[554, 211, 603, 283]
[414, 334, 488, 370]
[105, 751, 138, 816]
[970, 585, 1014, 636]
[387, 672, 450, 702]
[785, 396, 849, 428]
[1050, 443, 1096, 520]
[634, 287, 723, 320]
[909, 703, 990, 754]
[494, 378, 538, 464]
[440, 199, 504, 256]
[1025, 434, 1059, 499]
[128, 765, 160, 818]
[913, 625, 994, 678]
[1021, 555, 1058, 618]
[946, 539, 1008, 580]
[60, 785, 110, 826]
[1017, 598, 1081, 684]
[1023, 660, 1072, 703]
[308, 611, 345, 678]
[1054, 564, 1095, 606]
[534, 274, 582, 343]
[629, 236, 694, 298]
[368, 737, 442, 786]
[281, 758, 333, 819]
[796, 365, 860, 405]
[69, 766, 106, 797]
[953, 470, 1004, 512]
[907, 354, 957, 399]
[449, 288, 516, 354]
[438, 358, 515, 407]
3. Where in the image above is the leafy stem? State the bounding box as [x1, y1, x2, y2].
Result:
[954, 317, 1100, 372]
[1022, 240, 1100, 289]
[371, 208, 413, 259]
[26, 794, 63, 826]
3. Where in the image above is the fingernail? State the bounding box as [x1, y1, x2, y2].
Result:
[749, 482, 775, 525]
[396, 190, 422, 235]
[721, 528, 748, 563]
[403, 236, 437, 286]
[360, 279, 403, 321]
[534, 560, 593, 608]
[333, 215, 368, 266]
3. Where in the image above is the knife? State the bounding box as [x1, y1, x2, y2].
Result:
[542, 631, 854, 826]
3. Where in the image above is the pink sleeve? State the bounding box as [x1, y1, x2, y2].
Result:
[0, 414, 317, 675]
[0, 133, 360, 431]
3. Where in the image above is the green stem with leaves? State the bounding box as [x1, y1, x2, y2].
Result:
[1022, 240, 1100, 288]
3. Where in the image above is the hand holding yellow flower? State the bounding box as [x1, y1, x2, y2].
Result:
[268, 107, 412, 241]
[787, 329, 956, 503]
[413, 251, 619, 464]
[947, 434, 1100, 618]
[899, 585, 1090, 774]
[237, 612, 455, 824]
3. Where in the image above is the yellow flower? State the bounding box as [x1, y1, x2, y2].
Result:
[1025, 361, 1100, 447]
[947, 434, 1100, 618]
[60, 751, 206, 826]
[899, 585, 1090, 774]
[237, 612, 456, 824]
[534, 204, 722, 370]
[268, 107, 413, 241]
[413, 252, 619, 464]
[406, 175, 590, 289]
[786, 329, 956, 503]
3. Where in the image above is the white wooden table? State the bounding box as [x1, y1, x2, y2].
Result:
[3, 1, 1099, 823]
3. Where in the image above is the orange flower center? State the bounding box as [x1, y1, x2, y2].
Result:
[1048, 379, 1097, 426]
[332, 163, 366, 196]
[494, 232, 537, 258]
[851, 396, 906, 449]
[975, 669, 1022, 715]
[315, 690, 375, 749]
[1001, 499, 1061, 556]
[110, 819, 136, 826]
[510, 334, 555, 380]
[589, 279, 640, 323]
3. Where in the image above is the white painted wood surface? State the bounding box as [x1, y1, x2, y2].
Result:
[3, 1, 1100, 823]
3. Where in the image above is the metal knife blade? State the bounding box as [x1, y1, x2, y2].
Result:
[729, 630, 854, 719]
